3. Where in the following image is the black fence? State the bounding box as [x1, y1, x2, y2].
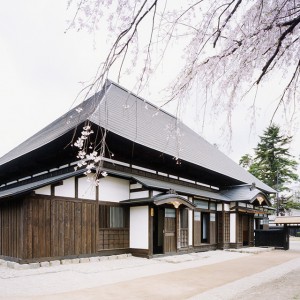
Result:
[254, 227, 289, 250]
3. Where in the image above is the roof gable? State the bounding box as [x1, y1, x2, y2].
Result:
[220, 185, 271, 206]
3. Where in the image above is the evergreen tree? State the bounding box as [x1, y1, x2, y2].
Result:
[240, 124, 298, 192]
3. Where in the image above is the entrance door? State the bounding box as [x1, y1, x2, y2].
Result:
[153, 207, 164, 254]
[164, 208, 176, 254]
[201, 212, 209, 243]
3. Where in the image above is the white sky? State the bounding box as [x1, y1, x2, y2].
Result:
[0, 1, 299, 167]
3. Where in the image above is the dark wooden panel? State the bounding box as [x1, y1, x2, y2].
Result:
[51, 199, 58, 256]
[27, 199, 33, 258]
[81, 202, 87, 254]
[0, 196, 99, 260]
[164, 217, 176, 253]
[32, 199, 39, 258]
[210, 221, 216, 244]
[74, 201, 82, 255]
[64, 201, 70, 256]
[91, 203, 96, 253]
[38, 199, 46, 258]
[97, 229, 129, 250]
[194, 218, 201, 246]
[69, 202, 75, 255]
[86, 203, 92, 253]
[58, 200, 64, 256]
[45, 199, 51, 257]
[0, 199, 23, 259]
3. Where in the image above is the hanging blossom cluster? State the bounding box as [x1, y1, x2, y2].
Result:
[73, 124, 108, 184]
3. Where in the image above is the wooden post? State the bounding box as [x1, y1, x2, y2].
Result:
[176, 208, 180, 250]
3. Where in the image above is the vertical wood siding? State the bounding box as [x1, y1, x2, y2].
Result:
[22, 196, 98, 260]
[210, 220, 216, 244]
[0, 199, 23, 259]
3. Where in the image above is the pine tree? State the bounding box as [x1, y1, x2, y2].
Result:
[240, 124, 298, 192]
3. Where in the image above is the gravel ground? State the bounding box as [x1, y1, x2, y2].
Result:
[232, 268, 300, 300]
[0, 250, 250, 298]
[0, 240, 299, 299]
[193, 240, 300, 300]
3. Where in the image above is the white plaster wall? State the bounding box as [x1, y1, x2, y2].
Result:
[130, 206, 149, 249]
[130, 190, 149, 199]
[78, 174, 96, 200]
[217, 203, 223, 211]
[230, 213, 236, 243]
[130, 183, 143, 189]
[99, 176, 130, 202]
[224, 203, 230, 211]
[188, 209, 193, 246]
[35, 185, 51, 196]
[55, 178, 75, 198]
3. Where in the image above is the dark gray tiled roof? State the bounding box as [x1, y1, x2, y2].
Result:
[0, 80, 275, 193]
[220, 185, 271, 205]
[0, 167, 268, 205]
[92, 82, 275, 193]
[132, 174, 231, 201]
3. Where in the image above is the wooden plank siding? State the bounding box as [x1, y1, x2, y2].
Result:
[0, 198, 23, 260]
[209, 220, 216, 244]
[20, 196, 98, 260]
[217, 211, 230, 249]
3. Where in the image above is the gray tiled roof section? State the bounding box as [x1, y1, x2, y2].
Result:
[220, 186, 269, 202]
[90, 82, 275, 193]
[131, 175, 231, 201]
[0, 80, 275, 193]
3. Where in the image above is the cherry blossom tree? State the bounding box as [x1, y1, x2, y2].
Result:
[67, 0, 300, 121]
[67, 0, 300, 181]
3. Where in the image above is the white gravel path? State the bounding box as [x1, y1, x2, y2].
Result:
[0, 250, 249, 298]
[0, 241, 299, 299]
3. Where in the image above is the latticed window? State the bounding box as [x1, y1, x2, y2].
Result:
[180, 208, 189, 248]
[224, 213, 230, 242]
[98, 204, 129, 250]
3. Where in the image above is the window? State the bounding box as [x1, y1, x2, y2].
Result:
[99, 204, 129, 228]
[180, 208, 188, 229]
[210, 202, 216, 210]
[165, 208, 176, 218]
[194, 199, 209, 209]
[110, 206, 124, 228]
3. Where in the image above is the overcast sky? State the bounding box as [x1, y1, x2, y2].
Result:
[0, 1, 299, 167]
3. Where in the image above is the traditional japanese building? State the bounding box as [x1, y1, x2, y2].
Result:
[0, 80, 275, 263]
